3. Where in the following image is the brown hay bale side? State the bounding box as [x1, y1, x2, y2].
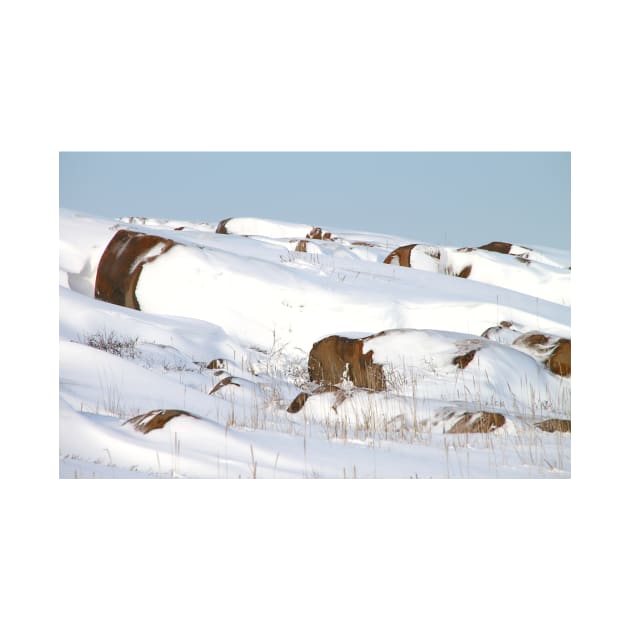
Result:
[295, 240, 308, 252]
[307, 227, 323, 239]
[207, 359, 227, 370]
[308, 335, 385, 391]
[535, 419, 571, 433]
[447, 412, 506, 433]
[287, 392, 310, 413]
[452, 349, 477, 369]
[383, 244, 416, 267]
[514, 332, 571, 377]
[215, 218, 232, 234]
[547, 339, 571, 377]
[286, 385, 346, 414]
[478, 241, 512, 254]
[514, 332, 552, 348]
[94, 229, 175, 310]
[457, 264, 472, 278]
[125, 409, 198, 434]
[208, 376, 241, 395]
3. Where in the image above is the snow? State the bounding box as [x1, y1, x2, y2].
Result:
[59, 210, 571, 478]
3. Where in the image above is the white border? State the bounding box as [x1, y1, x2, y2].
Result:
[4, 1, 628, 628]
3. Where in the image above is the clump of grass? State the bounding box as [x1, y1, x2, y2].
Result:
[81, 329, 140, 359]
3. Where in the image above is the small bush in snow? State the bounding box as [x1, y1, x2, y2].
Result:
[81, 330, 140, 359]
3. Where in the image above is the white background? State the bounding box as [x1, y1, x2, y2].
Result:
[2, 1, 628, 629]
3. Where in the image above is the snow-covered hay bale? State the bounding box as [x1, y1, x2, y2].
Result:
[215, 217, 232, 234]
[535, 419, 571, 433]
[286, 385, 345, 413]
[215, 216, 333, 240]
[481, 321, 521, 343]
[308, 335, 386, 391]
[382, 240, 570, 305]
[125, 409, 199, 434]
[549, 339, 571, 377]
[383, 244, 416, 266]
[447, 411, 506, 434]
[478, 241, 513, 254]
[513, 332, 571, 377]
[306, 226, 333, 240]
[95, 229, 175, 309]
[309, 330, 487, 391]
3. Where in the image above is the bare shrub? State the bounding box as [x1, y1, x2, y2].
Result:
[81, 330, 140, 359]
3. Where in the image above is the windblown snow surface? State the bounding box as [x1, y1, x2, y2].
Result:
[59, 210, 571, 478]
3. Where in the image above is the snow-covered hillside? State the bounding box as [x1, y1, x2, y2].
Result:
[59, 210, 571, 478]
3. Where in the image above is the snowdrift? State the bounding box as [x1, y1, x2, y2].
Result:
[60, 210, 571, 478]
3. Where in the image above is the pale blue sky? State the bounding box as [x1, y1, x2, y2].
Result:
[59, 152, 570, 249]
